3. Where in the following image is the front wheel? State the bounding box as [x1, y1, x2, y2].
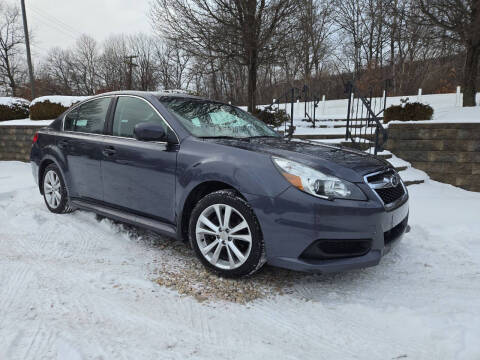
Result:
[189, 190, 265, 278]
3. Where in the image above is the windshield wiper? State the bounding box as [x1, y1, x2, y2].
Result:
[198, 136, 249, 141]
[248, 135, 280, 139]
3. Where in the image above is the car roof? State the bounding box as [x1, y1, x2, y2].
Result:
[94, 90, 208, 101]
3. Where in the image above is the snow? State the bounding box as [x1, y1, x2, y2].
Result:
[398, 166, 430, 183]
[0, 118, 53, 127]
[387, 106, 480, 125]
[248, 91, 480, 137]
[1, 161, 479, 359]
[294, 126, 351, 136]
[0, 97, 30, 107]
[387, 153, 411, 169]
[253, 91, 480, 121]
[30, 96, 90, 108]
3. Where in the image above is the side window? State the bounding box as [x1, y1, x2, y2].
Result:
[64, 108, 78, 131]
[64, 98, 110, 134]
[112, 97, 169, 138]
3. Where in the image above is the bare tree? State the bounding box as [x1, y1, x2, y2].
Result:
[99, 35, 129, 91]
[151, 0, 298, 111]
[385, 0, 445, 94]
[128, 34, 159, 91]
[155, 40, 192, 91]
[71, 35, 100, 95]
[41, 47, 75, 94]
[417, 0, 480, 106]
[22, 1, 474, 104]
[334, 0, 366, 78]
[296, 0, 335, 80]
[0, 4, 25, 96]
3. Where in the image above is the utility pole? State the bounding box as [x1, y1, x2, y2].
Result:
[125, 55, 138, 90]
[20, 0, 36, 99]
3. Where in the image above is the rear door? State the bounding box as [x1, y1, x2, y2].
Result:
[59, 97, 112, 201]
[101, 96, 178, 224]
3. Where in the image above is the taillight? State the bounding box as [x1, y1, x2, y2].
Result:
[32, 133, 39, 144]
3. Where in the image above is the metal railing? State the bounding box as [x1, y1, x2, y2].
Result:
[264, 87, 302, 137]
[302, 85, 321, 129]
[345, 81, 389, 155]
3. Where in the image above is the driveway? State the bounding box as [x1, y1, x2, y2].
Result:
[0, 161, 479, 359]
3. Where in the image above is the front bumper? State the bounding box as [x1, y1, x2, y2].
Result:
[244, 184, 409, 273]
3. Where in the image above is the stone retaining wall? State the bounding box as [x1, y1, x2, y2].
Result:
[0, 125, 44, 162]
[386, 123, 480, 192]
[2, 122, 480, 192]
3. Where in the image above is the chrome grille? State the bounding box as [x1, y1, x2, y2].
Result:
[365, 169, 406, 206]
[375, 184, 405, 204]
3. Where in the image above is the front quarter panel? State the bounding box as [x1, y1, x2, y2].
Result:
[176, 137, 290, 213]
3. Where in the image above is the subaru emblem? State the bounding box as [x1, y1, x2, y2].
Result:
[390, 174, 399, 187]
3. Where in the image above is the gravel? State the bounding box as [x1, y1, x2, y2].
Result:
[102, 216, 308, 304]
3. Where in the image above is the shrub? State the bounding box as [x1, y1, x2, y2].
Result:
[254, 108, 289, 128]
[0, 98, 30, 121]
[29, 100, 70, 120]
[29, 96, 88, 120]
[384, 102, 434, 123]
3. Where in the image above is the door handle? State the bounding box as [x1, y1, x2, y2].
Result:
[102, 146, 117, 157]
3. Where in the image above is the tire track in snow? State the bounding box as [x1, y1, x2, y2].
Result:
[249, 300, 360, 359]
[0, 263, 34, 315]
[252, 289, 436, 360]
[20, 323, 52, 360]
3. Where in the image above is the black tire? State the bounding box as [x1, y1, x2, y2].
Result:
[42, 164, 74, 214]
[189, 189, 266, 278]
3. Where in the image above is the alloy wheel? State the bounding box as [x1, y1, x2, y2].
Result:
[44, 170, 62, 209]
[195, 204, 252, 270]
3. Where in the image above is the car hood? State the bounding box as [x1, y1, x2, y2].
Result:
[203, 137, 390, 183]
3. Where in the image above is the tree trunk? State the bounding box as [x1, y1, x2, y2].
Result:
[4, 56, 16, 96]
[8, 75, 16, 97]
[247, 48, 258, 112]
[463, 44, 479, 107]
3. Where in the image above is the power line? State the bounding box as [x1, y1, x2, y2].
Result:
[28, 12, 78, 42]
[27, 4, 83, 37]
[27, 9, 79, 40]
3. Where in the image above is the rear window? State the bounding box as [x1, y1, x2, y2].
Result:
[64, 98, 111, 134]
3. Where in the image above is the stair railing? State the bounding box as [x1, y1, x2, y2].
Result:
[302, 84, 320, 129]
[345, 81, 389, 155]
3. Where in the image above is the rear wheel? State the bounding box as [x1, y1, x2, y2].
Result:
[42, 164, 73, 214]
[189, 190, 265, 278]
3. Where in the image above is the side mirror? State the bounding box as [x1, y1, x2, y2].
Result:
[134, 123, 167, 142]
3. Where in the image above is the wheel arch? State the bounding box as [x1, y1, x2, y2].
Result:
[38, 156, 68, 196]
[178, 180, 246, 242]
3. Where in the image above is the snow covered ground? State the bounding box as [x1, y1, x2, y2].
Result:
[265, 93, 480, 137]
[387, 106, 480, 126]
[247, 91, 480, 122]
[1, 161, 480, 359]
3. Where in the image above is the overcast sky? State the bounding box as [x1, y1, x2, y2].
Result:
[10, 0, 152, 59]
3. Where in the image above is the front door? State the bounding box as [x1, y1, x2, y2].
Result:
[101, 96, 178, 224]
[60, 97, 112, 201]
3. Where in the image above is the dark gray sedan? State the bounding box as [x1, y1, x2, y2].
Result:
[30, 91, 409, 277]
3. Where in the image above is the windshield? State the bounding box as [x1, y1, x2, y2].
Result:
[159, 97, 281, 139]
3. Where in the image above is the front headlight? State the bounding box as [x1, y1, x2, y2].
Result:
[272, 157, 366, 200]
